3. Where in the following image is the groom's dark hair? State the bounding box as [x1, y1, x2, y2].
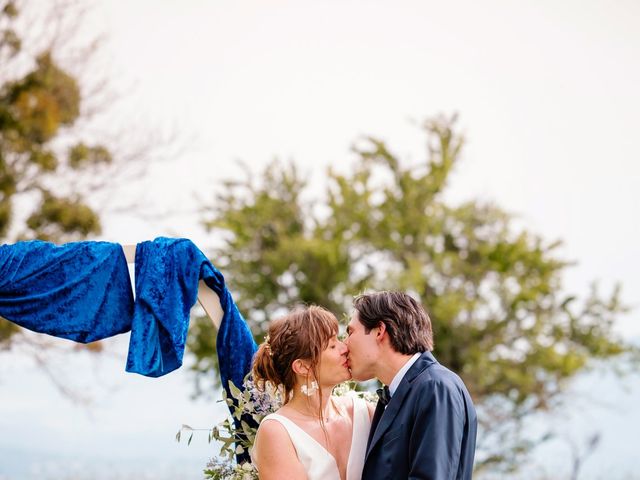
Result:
[353, 291, 433, 353]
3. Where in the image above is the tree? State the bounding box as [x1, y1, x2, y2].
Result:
[0, 0, 103, 350]
[0, 0, 114, 244]
[0, 0, 164, 376]
[198, 114, 633, 472]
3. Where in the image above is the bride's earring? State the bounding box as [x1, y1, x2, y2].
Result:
[301, 380, 318, 396]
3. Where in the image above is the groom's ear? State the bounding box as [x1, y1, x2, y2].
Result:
[291, 359, 311, 376]
[375, 321, 387, 342]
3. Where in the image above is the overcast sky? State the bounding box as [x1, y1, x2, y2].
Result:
[1, 1, 639, 478]
[97, 0, 639, 334]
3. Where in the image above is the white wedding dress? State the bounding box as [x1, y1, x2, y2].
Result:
[252, 395, 371, 480]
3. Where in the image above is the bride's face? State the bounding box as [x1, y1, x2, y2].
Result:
[317, 335, 351, 386]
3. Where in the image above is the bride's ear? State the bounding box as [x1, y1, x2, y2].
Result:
[291, 359, 311, 376]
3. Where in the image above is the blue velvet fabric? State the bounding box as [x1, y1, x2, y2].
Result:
[0, 240, 133, 342]
[0, 238, 257, 385]
[127, 237, 258, 381]
[126, 237, 201, 377]
[214, 283, 257, 395]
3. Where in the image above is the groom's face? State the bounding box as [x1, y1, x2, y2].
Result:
[345, 311, 379, 381]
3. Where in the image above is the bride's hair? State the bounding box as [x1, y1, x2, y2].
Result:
[253, 305, 339, 404]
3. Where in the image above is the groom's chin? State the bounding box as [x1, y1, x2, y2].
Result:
[350, 370, 372, 382]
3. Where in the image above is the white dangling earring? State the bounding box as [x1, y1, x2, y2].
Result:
[301, 380, 318, 396]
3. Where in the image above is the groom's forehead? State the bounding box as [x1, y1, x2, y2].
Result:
[347, 311, 361, 329]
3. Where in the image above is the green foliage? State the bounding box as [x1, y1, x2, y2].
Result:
[25, 191, 101, 240]
[0, 1, 121, 346]
[204, 161, 351, 331]
[6, 52, 81, 143]
[177, 377, 278, 480]
[0, 2, 116, 242]
[186, 314, 220, 398]
[1, 2, 20, 59]
[68, 143, 112, 168]
[0, 313, 19, 346]
[199, 114, 633, 471]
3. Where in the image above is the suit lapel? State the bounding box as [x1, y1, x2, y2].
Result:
[365, 352, 438, 461]
[365, 378, 413, 461]
[366, 400, 385, 450]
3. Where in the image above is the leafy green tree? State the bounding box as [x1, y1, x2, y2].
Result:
[0, 0, 151, 355]
[198, 114, 632, 472]
[0, 3, 108, 243]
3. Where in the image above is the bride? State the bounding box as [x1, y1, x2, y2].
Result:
[251, 305, 373, 480]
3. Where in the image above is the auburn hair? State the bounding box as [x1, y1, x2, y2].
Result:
[252, 305, 339, 405]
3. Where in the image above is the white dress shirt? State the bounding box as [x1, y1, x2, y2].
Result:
[388, 352, 421, 397]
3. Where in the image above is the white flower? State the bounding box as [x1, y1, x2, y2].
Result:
[301, 381, 318, 396]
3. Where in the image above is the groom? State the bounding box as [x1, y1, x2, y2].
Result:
[345, 291, 477, 479]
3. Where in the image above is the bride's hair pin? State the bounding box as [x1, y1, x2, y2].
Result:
[300, 380, 318, 396]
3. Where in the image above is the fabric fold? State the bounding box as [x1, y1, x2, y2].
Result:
[0, 240, 133, 342]
[125, 237, 257, 381]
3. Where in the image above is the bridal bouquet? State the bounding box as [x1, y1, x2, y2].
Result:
[204, 377, 281, 479]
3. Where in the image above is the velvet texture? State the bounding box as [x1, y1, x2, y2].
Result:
[128, 237, 258, 381]
[0, 238, 257, 385]
[0, 240, 134, 342]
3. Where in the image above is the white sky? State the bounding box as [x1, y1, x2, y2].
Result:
[1, 0, 639, 478]
[98, 0, 640, 334]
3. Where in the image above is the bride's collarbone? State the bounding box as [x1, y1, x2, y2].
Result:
[280, 408, 353, 448]
[292, 412, 352, 435]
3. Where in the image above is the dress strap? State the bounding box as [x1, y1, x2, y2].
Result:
[346, 395, 372, 480]
[351, 395, 370, 429]
[261, 413, 304, 441]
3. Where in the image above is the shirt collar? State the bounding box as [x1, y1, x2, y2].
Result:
[388, 352, 421, 396]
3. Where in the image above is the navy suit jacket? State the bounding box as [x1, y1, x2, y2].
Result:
[362, 352, 477, 480]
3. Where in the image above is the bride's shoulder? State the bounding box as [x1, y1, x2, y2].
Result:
[258, 408, 288, 429]
[253, 412, 307, 478]
[255, 412, 294, 450]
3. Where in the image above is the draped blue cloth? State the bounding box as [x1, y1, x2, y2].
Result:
[0, 238, 257, 384]
[0, 240, 134, 342]
[128, 237, 257, 382]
